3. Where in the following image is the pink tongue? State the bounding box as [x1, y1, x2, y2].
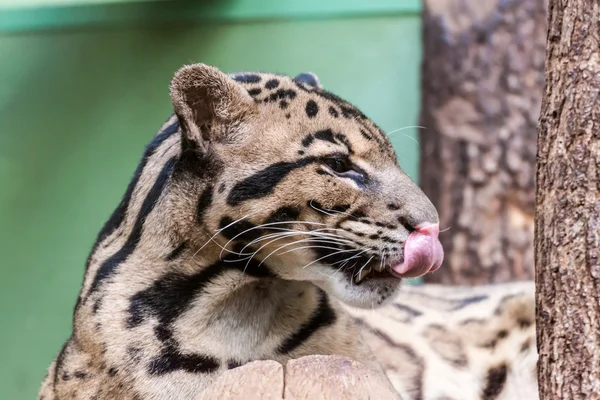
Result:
[392, 224, 444, 278]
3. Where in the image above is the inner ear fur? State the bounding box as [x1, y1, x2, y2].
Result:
[169, 63, 255, 146]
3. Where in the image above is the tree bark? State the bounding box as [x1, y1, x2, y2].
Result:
[535, 1, 600, 399]
[419, 0, 547, 284]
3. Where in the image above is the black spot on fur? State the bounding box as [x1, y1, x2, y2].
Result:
[277, 289, 336, 354]
[306, 100, 319, 118]
[308, 200, 325, 211]
[518, 317, 533, 328]
[285, 113, 291, 119]
[87, 157, 177, 301]
[93, 298, 102, 313]
[218, 183, 226, 193]
[265, 206, 301, 226]
[148, 352, 220, 376]
[196, 185, 213, 223]
[328, 106, 339, 118]
[298, 150, 305, 155]
[85, 120, 178, 271]
[219, 216, 262, 242]
[520, 338, 532, 353]
[314, 129, 337, 145]
[482, 364, 507, 400]
[107, 367, 117, 377]
[247, 88, 262, 96]
[227, 359, 243, 369]
[387, 203, 400, 211]
[233, 74, 261, 84]
[227, 156, 320, 206]
[166, 242, 186, 261]
[302, 134, 315, 147]
[265, 79, 280, 89]
[334, 133, 354, 154]
[265, 89, 297, 103]
[398, 216, 414, 232]
[349, 210, 367, 220]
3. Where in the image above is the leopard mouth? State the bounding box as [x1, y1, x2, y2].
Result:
[350, 260, 399, 285]
[336, 223, 445, 285]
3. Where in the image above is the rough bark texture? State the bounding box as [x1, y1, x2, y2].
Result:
[535, 0, 600, 399]
[198, 356, 400, 400]
[420, 0, 547, 284]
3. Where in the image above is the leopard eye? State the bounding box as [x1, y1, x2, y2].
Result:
[323, 157, 352, 174]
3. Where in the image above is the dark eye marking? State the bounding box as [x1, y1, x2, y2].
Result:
[323, 157, 351, 174]
[228, 157, 319, 206]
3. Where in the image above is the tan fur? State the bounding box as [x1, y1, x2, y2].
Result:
[347, 281, 538, 400]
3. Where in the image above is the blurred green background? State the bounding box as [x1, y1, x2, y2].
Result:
[0, 0, 422, 398]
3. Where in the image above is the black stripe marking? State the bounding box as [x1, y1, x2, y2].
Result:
[227, 359, 243, 369]
[148, 352, 219, 376]
[85, 120, 179, 270]
[227, 157, 319, 206]
[360, 129, 373, 141]
[53, 340, 70, 388]
[196, 185, 213, 223]
[264, 89, 297, 103]
[482, 364, 507, 400]
[314, 129, 337, 145]
[166, 242, 187, 261]
[277, 289, 336, 354]
[265, 206, 301, 226]
[394, 303, 423, 317]
[328, 106, 339, 118]
[127, 257, 274, 330]
[219, 216, 263, 242]
[233, 74, 261, 83]
[87, 157, 176, 301]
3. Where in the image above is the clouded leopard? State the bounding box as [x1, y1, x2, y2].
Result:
[38, 63, 534, 400]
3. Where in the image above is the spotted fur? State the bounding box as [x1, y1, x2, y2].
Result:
[347, 281, 538, 400]
[39, 64, 442, 399]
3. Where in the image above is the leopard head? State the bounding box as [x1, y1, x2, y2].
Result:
[167, 63, 443, 308]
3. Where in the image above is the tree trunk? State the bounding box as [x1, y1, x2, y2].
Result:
[419, 0, 547, 284]
[535, 1, 600, 399]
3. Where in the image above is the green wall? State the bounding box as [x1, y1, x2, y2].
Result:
[0, 4, 422, 398]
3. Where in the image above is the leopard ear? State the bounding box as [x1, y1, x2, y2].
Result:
[169, 63, 255, 147]
[294, 72, 322, 89]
